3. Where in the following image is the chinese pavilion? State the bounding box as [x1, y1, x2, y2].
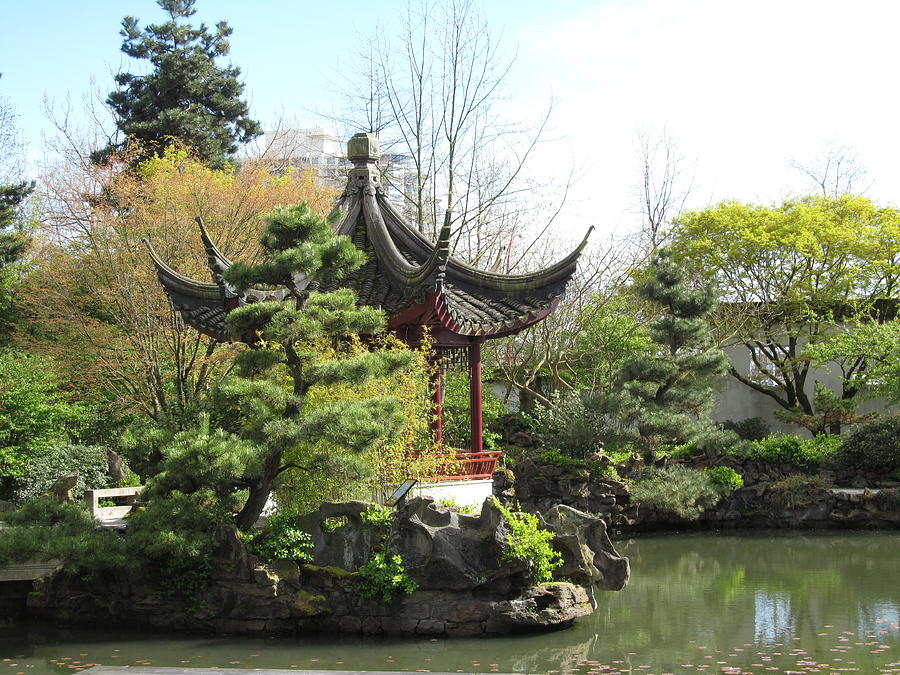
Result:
[145, 133, 589, 477]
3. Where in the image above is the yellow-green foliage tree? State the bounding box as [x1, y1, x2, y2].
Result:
[22, 142, 336, 421]
[274, 333, 448, 512]
[672, 195, 900, 434]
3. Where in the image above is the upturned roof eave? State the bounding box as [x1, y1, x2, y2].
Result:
[373, 192, 591, 296]
[142, 238, 224, 304]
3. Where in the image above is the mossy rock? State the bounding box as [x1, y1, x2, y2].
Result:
[302, 564, 355, 578]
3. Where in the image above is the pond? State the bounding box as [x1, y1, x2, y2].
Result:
[2, 531, 898, 674]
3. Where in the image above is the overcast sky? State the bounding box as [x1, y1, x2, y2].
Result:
[2, 0, 898, 243]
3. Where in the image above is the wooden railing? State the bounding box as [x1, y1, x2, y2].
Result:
[428, 450, 503, 481]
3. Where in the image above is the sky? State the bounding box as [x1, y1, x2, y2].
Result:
[1, 0, 898, 244]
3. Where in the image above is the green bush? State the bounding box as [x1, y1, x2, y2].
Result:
[357, 551, 418, 602]
[524, 393, 606, 459]
[738, 433, 840, 468]
[629, 465, 723, 520]
[665, 443, 698, 460]
[768, 474, 833, 510]
[539, 448, 588, 471]
[435, 497, 480, 514]
[723, 417, 771, 441]
[706, 466, 744, 491]
[360, 505, 392, 530]
[0, 497, 129, 576]
[125, 490, 219, 597]
[837, 417, 900, 472]
[872, 488, 900, 512]
[246, 510, 313, 562]
[14, 444, 129, 502]
[538, 448, 621, 481]
[492, 498, 562, 583]
[0, 351, 88, 498]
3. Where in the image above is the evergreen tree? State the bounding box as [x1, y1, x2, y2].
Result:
[0, 181, 33, 341]
[0, 181, 31, 267]
[97, 0, 262, 168]
[142, 203, 413, 530]
[612, 249, 736, 460]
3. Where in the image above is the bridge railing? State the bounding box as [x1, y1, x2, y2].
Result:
[85, 486, 143, 520]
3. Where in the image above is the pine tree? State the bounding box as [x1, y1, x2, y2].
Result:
[0, 181, 31, 267]
[613, 249, 736, 460]
[0, 181, 33, 341]
[212, 203, 414, 529]
[96, 0, 262, 168]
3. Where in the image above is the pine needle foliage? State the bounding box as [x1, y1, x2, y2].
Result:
[97, 0, 261, 168]
[612, 249, 736, 460]
[218, 203, 415, 528]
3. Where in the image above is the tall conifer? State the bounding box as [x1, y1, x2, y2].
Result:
[613, 249, 735, 459]
[97, 0, 262, 168]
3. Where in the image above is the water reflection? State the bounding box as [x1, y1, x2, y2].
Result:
[753, 590, 793, 643]
[2, 531, 898, 674]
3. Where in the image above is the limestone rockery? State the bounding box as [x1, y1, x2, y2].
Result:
[27, 497, 629, 637]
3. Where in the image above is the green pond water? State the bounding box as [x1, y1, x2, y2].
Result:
[2, 531, 898, 674]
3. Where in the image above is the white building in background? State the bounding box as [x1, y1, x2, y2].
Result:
[257, 128, 414, 212]
[259, 127, 345, 177]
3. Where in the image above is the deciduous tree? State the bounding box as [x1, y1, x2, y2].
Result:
[25, 141, 335, 420]
[672, 195, 900, 434]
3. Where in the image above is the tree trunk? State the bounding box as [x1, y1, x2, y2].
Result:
[235, 451, 282, 531]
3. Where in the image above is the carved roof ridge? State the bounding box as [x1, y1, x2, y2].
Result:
[196, 216, 233, 282]
[142, 237, 223, 302]
[374, 191, 591, 294]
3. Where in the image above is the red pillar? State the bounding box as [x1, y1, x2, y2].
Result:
[430, 357, 444, 449]
[468, 340, 483, 453]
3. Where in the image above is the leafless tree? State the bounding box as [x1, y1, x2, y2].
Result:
[329, 0, 568, 265]
[488, 236, 637, 408]
[631, 126, 693, 257]
[789, 141, 870, 197]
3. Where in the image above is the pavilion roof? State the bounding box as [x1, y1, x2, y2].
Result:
[145, 133, 589, 344]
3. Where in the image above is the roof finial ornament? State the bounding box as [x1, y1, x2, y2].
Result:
[347, 133, 382, 196]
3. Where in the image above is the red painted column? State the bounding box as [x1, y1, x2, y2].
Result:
[468, 340, 483, 453]
[430, 357, 444, 449]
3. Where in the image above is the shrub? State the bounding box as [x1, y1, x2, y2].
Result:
[360, 505, 392, 530]
[14, 444, 127, 502]
[246, 510, 314, 563]
[629, 465, 723, 520]
[723, 417, 771, 441]
[872, 488, 900, 512]
[492, 498, 562, 583]
[665, 443, 698, 460]
[837, 417, 900, 473]
[0, 497, 129, 576]
[739, 434, 840, 468]
[524, 393, 607, 459]
[435, 497, 480, 514]
[125, 490, 219, 597]
[357, 551, 418, 602]
[768, 474, 833, 510]
[539, 448, 588, 472]
[0, 351, 88, 498]
[590, 463, 621, 481]
[706, 466, 744, 491]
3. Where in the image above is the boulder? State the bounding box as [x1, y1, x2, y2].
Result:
[391, 497, 524, 592]
[540, 504, 630, 590]
[296, 501, 381, 571]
